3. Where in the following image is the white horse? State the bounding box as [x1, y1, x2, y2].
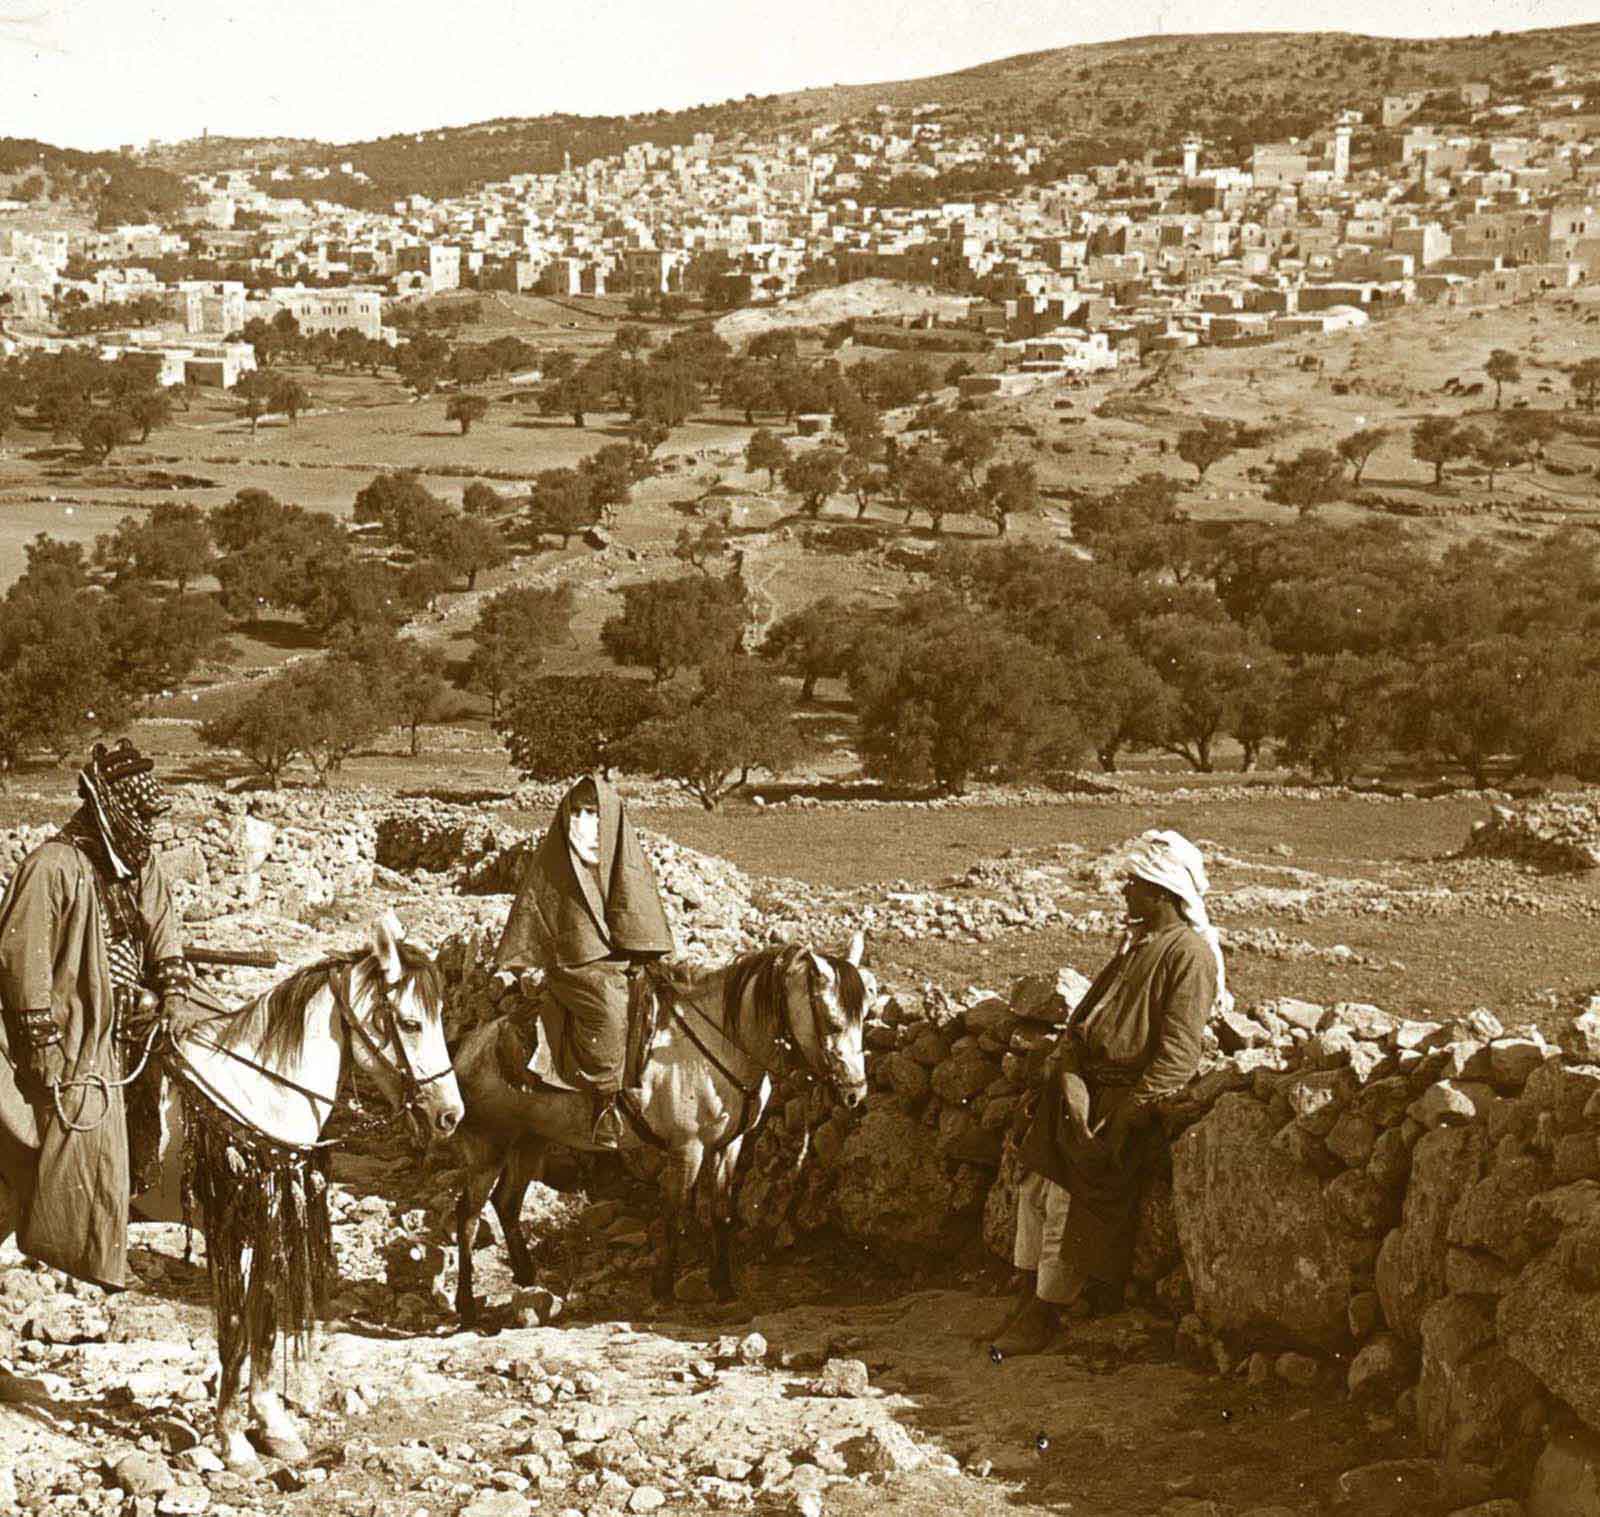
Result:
[2, 911, 464, 1474]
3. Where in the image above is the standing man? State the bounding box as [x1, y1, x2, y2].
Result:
[991, 829, 1229, 1356]
[0, 740, 198, 1290]
[495, 774, 674, 1149]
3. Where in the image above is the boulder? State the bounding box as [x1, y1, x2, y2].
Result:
[1010, 966, 1091, 1025]
[930, 1047, 1002, 1105]
[1528, 1428, 1600, 1517]
[1172, 1094, 1354, 1352]
[1419, 1295, 1542, 1467]
[1336, 1459, 1443, 1514]
[1377, 1125, 1487, 1345]
[1410, 1081, 1494, 1130]
[1449, 1157, 1547, 1264]
[1325, 1170, 1398, 1236]
[1347, 1333, 1416, 1399]
[1566, 1010, 1600, 1065]
[1262, 998, 1327, 1035]
[836, 1100, 963, 1254]
[1499, 1254, 1600, 1432]
[1326, 1112, 1380, 1168]
[880, 1052, 931, 1106]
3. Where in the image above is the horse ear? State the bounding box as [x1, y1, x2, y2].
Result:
[844, 931, 865, 967]
[807, 949, 836, 984]
[372, 910, 404, 984]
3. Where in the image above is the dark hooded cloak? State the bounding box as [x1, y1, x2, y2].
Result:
[494, 776, 673, 1093]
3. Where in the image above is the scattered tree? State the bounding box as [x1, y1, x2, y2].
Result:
[1484, 349, 1521, 410]
[1176, 419, 1237, 482]
[745, 428, 788, 487]
[1336, 426, 1390, 487]
[445, 393, 490, 435]
[599, 573, 750, 684]
[621, 658, 808, 809]
[760, 597, 860, 701]
[1265, 447, 1345, 517]
[495, 673, 660, 780]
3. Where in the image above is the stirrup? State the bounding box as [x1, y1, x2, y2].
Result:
[590, 1095, 626, 1150]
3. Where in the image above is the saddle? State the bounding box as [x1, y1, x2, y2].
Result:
[497, 968, 665, 1097]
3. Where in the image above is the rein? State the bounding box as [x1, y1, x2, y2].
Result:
[48, 1020, 162, 1134]
[660, 951, 843, 1150]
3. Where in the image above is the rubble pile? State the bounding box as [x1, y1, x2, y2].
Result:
[1462, 799, 1600, 873]
[161, 791, 380, 924]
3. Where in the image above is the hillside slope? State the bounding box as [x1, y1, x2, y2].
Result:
[141, 24, 1600, 203]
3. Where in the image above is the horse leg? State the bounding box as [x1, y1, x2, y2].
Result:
[247, 1321, 309, 1464]
[490, 1138, 548, 1288]
[652, 1143, 703, 1304]
[707, 1139, 745, 1303]
[215, 1308, 261, 1474]
[455, 1144, 504, 1329]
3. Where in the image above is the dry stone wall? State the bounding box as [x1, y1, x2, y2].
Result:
[1463, 799, 1600, 873]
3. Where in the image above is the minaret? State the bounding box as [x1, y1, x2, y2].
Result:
[1182, 138, 1200, 178]
[1333, 125, 1351, 183]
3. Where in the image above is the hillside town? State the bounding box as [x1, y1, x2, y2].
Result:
[3, 64, 1600, 388]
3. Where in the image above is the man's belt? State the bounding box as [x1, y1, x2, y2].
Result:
[1081, 1064, 1141, 1088]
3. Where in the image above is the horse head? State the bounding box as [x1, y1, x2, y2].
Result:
[345, 911, 464, 1138]
[793, 930, 872, 1111]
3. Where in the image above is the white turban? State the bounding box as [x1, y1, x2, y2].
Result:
[1123, 829, 1233, 1016]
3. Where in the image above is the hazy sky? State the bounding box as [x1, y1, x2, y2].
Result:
[2, 0, 1595, 151]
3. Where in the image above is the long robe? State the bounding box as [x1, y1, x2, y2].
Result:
[1017, 922, 1215, 1288]
[0, 841, 181, 1288]
[494, 775, 673, 1091]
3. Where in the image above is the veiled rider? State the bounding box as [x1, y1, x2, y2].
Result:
[0, 740, 205, 1290]
[494, 775, 673, 1149]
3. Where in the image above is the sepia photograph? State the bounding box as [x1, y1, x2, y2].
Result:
[2, 0, 1600, 1510]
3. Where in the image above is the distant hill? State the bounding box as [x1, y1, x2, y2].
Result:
[0, 138, 193, 223]
[20, 24, 1600, 214]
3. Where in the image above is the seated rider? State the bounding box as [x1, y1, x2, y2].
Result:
[494, 774, 673, 1149]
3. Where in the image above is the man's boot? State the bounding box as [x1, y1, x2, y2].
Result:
[992, 1296, 1061, 1358]
[977, 1275, 1037, 1346]
[590, 1091, 626, 1150]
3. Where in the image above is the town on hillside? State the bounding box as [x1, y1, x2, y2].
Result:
[3, 61, 1599, 386]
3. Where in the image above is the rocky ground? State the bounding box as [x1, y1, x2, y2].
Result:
[0, 1177, 1452, 1517]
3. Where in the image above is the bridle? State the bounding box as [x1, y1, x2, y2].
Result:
[175, 956, 452, 1139]
[331, 958, 455, 1122]
[668, 947, 863, 1124]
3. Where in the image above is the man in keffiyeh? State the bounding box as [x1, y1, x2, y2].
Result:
[991, 829, 1229, 1356]
[0, 740, 199, 1289]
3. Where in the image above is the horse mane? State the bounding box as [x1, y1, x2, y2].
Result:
[215, 941, 442, 1066]
[659, 944, 869, 1044]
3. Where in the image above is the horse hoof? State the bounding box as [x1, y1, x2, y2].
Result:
[222, 1442, 265, 1477]
[252, 1429, 309, 1464]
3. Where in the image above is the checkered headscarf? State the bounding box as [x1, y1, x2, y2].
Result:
[76, 739, 169, 878]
